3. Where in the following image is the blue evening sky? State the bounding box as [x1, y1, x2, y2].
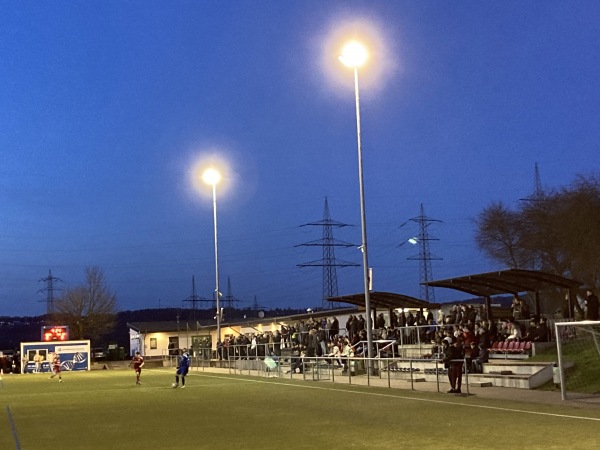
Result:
[2, 1, 599, 316]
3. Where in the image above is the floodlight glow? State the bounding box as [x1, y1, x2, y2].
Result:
[202, 168, 221, 186]
[339, 40, 368, 68]
[408, 237, 418, 245]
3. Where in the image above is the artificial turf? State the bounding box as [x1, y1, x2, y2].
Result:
[1, 368, 599, 449]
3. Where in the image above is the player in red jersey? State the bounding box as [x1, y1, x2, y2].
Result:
[130, 352, 144, 385]
[49, 352, 62, 382]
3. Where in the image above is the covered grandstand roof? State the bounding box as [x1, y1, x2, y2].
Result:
[327, 291, 438, 310]
[422, 269, 581, 298]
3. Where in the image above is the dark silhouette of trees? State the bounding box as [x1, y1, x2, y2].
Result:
[51, 266, 117, 342]
[475, 174, 600, 290]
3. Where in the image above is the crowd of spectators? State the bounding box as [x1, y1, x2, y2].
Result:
[213, 299, 554, 375]
[0, 351, 20, 374]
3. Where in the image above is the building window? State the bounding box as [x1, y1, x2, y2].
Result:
[150, 338, 157, 350]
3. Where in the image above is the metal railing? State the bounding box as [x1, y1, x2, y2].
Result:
[199, 352, 473, 395]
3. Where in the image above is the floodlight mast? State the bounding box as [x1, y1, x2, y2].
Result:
[339, 40, 375, 366]
[202, 168, 222, 344]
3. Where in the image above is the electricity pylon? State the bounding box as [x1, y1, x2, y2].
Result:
[222, 276, 240, 321]
[296, 197, 359, 308]
[38, 269, 62, 315]
[405, 204, 442, 303]
[182, 275, 210, 321]
[520, 162, 545, 202]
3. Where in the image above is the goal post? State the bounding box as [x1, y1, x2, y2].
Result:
[554, 320, 600, 401]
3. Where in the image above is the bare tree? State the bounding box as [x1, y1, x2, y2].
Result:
[51, 266, 117, 341]
[475, 201, 532, 268]
[475, 174, 600, 290]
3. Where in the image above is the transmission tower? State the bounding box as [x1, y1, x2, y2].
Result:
[405, 204, 442, 303]
[251, 295, 267, 311]
[38, 269, 62, 315]
[223, 276, 241, 320]
[182, 276, 210, 321]
[520, 163, 546, 270]
[296, 197, 359, 308]
[520, 162, 545, 202]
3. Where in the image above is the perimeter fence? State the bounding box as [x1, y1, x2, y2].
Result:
[183, 352, 473, 395]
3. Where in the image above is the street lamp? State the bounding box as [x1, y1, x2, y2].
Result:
[339, 40, 375, 363]
[202, 167, 222, 344]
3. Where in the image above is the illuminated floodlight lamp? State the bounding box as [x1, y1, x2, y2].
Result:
[339, 40, 368, 68]
[202, 168, 222, 186]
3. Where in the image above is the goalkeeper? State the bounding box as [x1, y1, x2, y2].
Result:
[172, 348, 190, 389]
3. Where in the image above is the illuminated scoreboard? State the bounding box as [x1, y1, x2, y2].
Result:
[41, 325, 69, 342]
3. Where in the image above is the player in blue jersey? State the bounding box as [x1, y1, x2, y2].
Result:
[172, 348, 190, 388]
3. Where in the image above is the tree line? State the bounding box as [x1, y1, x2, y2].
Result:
[475, 173, 600, 312]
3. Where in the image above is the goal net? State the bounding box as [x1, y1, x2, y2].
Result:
[554, 320, 600, 401]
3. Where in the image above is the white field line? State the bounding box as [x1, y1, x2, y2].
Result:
[180, 370, 600, 423]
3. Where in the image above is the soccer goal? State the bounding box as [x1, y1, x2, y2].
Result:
[554, 320, 600, 400]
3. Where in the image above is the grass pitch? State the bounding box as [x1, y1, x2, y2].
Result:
[1, 368, 599, 449]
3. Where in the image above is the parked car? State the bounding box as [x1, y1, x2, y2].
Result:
[92, 348, 106, 360]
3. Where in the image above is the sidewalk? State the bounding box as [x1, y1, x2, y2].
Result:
[193, 366, 600, 411]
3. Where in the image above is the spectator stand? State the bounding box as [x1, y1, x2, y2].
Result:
[423, 268, 583, 323]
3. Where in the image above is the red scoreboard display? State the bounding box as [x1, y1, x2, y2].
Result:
[41, 325, 69, 342]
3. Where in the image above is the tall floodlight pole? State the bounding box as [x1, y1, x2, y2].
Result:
[339, 40, 374, 363]
[202, 168, 222, 344]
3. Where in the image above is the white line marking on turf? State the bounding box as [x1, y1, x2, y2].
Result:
[190, 372, 600, 423]
[6, 405, 22, 450]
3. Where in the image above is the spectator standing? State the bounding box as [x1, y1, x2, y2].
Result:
[272, 330, 282, 357]
[346, 315, 354, 340]
[511, 295, 523, 321]
[330, 316, 339, 339]
[250, 334, 257, 359]
[436, 309, 445, 326]
[357, 315, 366, 332]
[536, 318, 550, 342]
[33, 351, 43, 373]
[520, 298, 530, 320]
[216, 340, 224, 360]
[350, 316, 359, 341]
[306, 329, 318, 357]
[281, 325, 289, 348]
[375, 313, 385, 330]
[444, 338, 464, 393]
[239, 334, 249, 360]
[317, 328, 327, 357]
[586, 289, 599, 320]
